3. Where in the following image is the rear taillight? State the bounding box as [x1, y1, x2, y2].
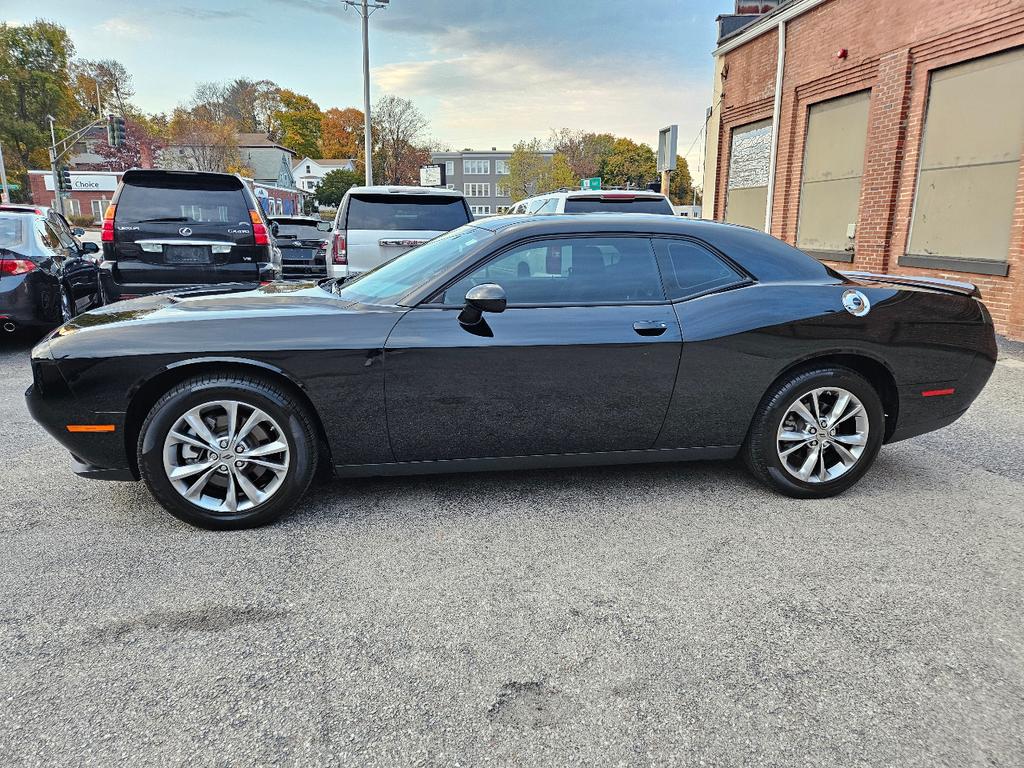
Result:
[250, 210, 269, 246]
[0, 258, 37, 276]
[101, 204, 116, 242]
[331, 232, 347, 265]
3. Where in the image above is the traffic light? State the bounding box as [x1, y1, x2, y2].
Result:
[106, 114, 127, 148]
[59, 166, 72, 192]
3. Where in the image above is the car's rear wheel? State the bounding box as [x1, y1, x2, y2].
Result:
[137, 374, 318, 529]
[743, 366, 884, 498]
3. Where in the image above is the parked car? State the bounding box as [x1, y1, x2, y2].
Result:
[268, 215, 332, 280]
[509, 189, 674, 215]
[98, 169, 280, 302]
[26, 214, 996, 529]
[0, 203, 87, 250]
[0, 211, 102, 334]
[327, 186, 471, 278]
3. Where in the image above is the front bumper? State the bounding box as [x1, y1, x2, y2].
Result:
[24, 358, 136, 482]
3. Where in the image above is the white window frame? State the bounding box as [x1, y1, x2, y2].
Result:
[495, 159, 510, 175]
[470, 205, 491, 215]
[495, 183, 510, 198]
[463, 159, 490, 175]
[464, 183, 491, 198]
[445, 161, 455, 175]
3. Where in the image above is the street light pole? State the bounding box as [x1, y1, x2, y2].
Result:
[343, 0, 388, 187]
[48, 116, 64, 216]
[361, 0, 373, 186]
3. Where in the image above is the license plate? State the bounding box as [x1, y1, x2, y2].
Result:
[164, 245, 210, 264]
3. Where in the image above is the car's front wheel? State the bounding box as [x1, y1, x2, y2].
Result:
[743, 366, 885, 498]
[137, 374, 318, 529]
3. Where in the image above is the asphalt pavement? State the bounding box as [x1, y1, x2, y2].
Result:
[1, 332, 1022, 767]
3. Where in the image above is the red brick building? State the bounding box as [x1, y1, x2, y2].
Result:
[703, 0, 1024, 340]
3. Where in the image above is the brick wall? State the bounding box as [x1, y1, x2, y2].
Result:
[28, 173, 118, 222]
[714, 0, 1024, 339]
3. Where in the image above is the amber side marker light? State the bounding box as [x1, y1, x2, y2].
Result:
[66, 424, 116, 433]
[921, 388, 955, 398]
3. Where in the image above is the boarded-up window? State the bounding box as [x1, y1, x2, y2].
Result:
[725, 119, 772, 229]
[797, 91, 870, 255]
[909, 48, 1024, 263]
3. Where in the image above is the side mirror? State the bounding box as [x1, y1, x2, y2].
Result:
[458, 283, 506, 334]
[269, 221, 280, 237]
[80, 242, 99, 254]
[316, 221, 333, 232]
[73, 227, 86, 236]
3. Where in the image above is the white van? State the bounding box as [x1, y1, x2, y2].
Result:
[327, 186, 472, 278]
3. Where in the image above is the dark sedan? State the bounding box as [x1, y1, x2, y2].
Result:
[26, 214, 996, 529]
[1, 211, 102, 334]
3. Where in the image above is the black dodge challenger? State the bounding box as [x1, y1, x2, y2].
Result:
[26, 214, 997, 529]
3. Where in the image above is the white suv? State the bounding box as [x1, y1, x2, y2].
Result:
[327, 186, 472, 278]
[507, 189, 674, 216]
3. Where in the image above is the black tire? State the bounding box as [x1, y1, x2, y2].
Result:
[743, 366, 885, 498]
[137, 373, 319, 529]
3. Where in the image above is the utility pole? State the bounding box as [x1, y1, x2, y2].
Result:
[0, 142, 10, 204]
[342, 0, 389, 187]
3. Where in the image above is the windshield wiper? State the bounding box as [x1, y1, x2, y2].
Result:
[136, 216, 191, 223]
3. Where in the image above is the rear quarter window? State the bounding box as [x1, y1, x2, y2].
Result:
[0, 216, 27, 250]
[653, 239, 746, 300]
[346, 194, 470, 231]
[565, 197, 674, 215]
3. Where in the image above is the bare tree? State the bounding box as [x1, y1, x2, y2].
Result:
[165, 107, 241, 173]
[70, 58, 135, 115]
[371, 95, 430, 185]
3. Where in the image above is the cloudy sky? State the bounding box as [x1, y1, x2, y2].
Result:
[2, 0, 733, 180]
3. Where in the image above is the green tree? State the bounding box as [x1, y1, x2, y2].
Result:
[601, 137, 657, 188]
[507, 138, 550, 201]
[0, 20, 78, 173]
[275, 89, 322, 157]
[315, 168, 361, 207]
[547, 153, 577, 190]
[668, 154, 695, 205]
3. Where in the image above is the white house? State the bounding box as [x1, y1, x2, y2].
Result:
[292, 157, 356, 195]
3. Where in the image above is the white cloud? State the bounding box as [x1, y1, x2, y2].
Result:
[374, 44, 710, 172]
[95, 17, 152, 40]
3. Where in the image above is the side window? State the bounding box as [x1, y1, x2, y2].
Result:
[539, 198, 559, 213]
[440, 237, 665, 306]
[526, 198, 547, 214]
[38, 221, 65, 259]
[653, 239, 745, 300]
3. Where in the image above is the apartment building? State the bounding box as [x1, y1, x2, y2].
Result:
[430, 148, 554, 216]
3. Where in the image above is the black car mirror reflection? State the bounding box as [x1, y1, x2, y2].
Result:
[80, 242, 99, 254]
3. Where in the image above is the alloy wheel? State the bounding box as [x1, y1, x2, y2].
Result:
[162, 400, 290, 513]
[776, 386, 869, 483]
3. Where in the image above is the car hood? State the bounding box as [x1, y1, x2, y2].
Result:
[56, 281, 352, 333]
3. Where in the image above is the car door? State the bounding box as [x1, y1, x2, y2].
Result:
[384, 235, 682, 462]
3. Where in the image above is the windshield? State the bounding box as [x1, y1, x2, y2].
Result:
[335, 225, 494, 305]
[346, 194, 471, 231]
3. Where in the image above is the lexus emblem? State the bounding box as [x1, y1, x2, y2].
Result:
[179, 227, 193, 237]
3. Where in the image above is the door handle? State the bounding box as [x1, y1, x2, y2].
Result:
[633, 321, 668, 337]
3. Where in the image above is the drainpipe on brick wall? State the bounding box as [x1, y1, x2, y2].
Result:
[764, 19, 786, 234]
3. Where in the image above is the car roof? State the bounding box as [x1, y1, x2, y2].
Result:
[467, 213, 834, 284]
[346, 185, 466, 197]
[121, 168, 244, 185]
